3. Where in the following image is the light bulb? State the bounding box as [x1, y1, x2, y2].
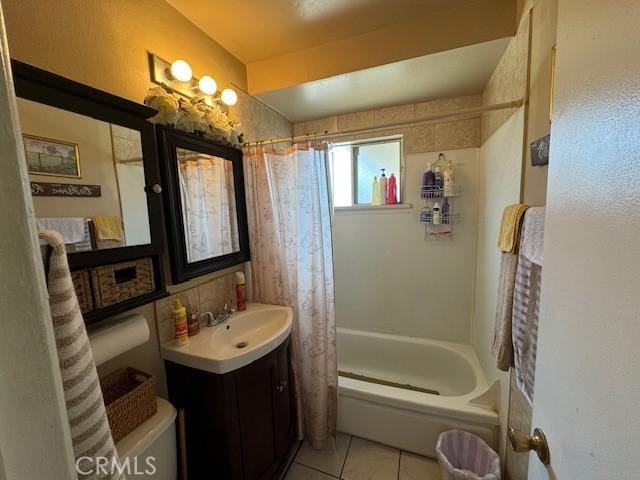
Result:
[220, 88, 238, 106]
[198, 75, 217, 95]
[170, 59, 192, 82]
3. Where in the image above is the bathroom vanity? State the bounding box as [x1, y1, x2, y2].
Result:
[163, 304, 294, 479]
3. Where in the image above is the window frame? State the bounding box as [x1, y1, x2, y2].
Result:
[330, 135, 404, 208]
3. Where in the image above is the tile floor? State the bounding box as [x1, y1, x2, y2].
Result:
[285, 433, 441, 480]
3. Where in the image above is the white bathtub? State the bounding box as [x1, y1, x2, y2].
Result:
[337, 328, 500, 457]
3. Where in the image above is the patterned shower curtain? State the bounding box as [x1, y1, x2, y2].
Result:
[243, 142, 337, 449]
[178, 154, 239, 262]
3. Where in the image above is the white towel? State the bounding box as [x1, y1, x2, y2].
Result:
[40, 230, 125, 479]
[37, 217, 86, 244]
[520, 207, 545, 266]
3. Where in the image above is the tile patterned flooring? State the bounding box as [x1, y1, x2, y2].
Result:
[285, 433, 441, 480]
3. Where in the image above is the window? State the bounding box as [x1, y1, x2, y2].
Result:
[329, 137, 402, 207]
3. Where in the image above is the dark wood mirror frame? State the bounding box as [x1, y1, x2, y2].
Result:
[12, 60, 167, 325]
[156, 125, 250, 284]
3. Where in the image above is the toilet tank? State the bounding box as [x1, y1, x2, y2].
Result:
[116, 397, 177, 479]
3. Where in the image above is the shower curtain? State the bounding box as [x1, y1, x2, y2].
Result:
[243, 142, 337, 449]
[178, 154, 239, 262]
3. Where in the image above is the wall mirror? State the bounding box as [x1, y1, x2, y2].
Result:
[157, 125, 250, 283]
[12, 60, 166, 325]
[18, 98, 152, 251]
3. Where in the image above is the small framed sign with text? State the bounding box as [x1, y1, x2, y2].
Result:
[530, 135, 550, 166]
[30, 181, 102, 197]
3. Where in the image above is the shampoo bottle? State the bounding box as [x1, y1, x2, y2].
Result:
[173, 299, 189, 346]
[441, 198, 450, 224]
[421, 163, 435, 198]
[387, 173, 398, 204]
[235, 271, 247, 311]
[433, 202, 441, 225]
[443, 159, 456, 197]
[434, 166, 443, 193]
[420, 205, 432, 223]
[371, 176, 382, 205]
[379, 169, 388, 204]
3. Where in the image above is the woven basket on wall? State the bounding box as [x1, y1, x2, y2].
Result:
[100, 367, 158, 443]
[71, 270, 93, 314]
[91, 257, 155, 309]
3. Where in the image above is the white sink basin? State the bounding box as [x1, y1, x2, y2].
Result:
[160, 303, 293, 374]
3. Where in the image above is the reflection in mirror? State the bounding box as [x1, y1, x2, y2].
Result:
[17, 98, 151, 251]
[176, 148, 240, 263]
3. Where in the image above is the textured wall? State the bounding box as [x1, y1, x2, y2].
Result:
[482, 0, 557, 208]
[293, 94, 483, 153]
[481, 14, 529, 144]
[3, 0, 246, 100]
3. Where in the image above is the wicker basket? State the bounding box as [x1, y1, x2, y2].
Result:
[91, 257, 155, 309]
[71, 270, 93, 314]
[100, 367, 158, 443]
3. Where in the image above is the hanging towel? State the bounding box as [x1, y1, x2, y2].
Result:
[92, 215, 123, 241]
[40, 229, 125, 480]
[512, 208, 545, 405]
[37, 217, 86, 244]
[491, 252, 519, 371]
[520, 207, 545, 266]
[491, 204, 529, 371]
[497, 204, 529, 253]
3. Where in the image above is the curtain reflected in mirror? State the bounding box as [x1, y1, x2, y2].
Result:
[177, 148, 240, 263]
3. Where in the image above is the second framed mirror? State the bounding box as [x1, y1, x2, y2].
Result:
[157, 125, 250, 283]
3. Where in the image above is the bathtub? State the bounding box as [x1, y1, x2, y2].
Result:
[337, 328, 500, 457]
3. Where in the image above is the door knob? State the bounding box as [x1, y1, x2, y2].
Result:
[508, 427, 550, 465]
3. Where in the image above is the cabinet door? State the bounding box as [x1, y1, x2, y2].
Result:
[274, 342, 292, 458]
[235, 351, 280, 480]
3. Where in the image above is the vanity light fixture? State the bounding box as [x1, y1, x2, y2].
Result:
[220, 88, 238, 106]
[198, 75, 218, 95]
[169, 59, 193, 82]
[149, 53, 237, 107]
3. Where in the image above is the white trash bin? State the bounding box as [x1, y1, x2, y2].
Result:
[435, 430, 501, 480]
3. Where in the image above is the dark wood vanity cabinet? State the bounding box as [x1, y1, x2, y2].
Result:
[166, 338, 294, 480]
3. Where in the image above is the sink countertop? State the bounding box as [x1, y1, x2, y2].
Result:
[160, 303, 293, 374]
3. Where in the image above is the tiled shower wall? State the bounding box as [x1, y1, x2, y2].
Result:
[293, 94, 483, 152]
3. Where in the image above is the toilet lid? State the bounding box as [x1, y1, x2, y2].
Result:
[116, 397, 177, 459]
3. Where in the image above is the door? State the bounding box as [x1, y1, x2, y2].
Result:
[273, 340, 292, 458]
[235, 345, 281, 480]
[528, 1, 640, 478]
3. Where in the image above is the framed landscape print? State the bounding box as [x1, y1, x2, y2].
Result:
[23, 134, 81, 178]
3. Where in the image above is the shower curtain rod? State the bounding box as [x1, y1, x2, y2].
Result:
[243, 99, 523, 147]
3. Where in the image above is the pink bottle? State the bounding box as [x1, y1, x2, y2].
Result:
[386, 173, 398, 204]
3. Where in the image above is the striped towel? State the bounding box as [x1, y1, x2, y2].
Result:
[491, 252, 518, 371]
[511, 208, 545, 405]
[40, 230, 125, 480]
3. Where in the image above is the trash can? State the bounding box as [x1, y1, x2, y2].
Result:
[435, 430, 501, 480]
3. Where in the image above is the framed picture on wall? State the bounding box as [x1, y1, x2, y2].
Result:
[23, 134, 81, 178]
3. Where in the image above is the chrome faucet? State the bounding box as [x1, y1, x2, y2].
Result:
[202, 303, 235, 327]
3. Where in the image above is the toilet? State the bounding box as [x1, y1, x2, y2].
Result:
[116, 397, 177, 479]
